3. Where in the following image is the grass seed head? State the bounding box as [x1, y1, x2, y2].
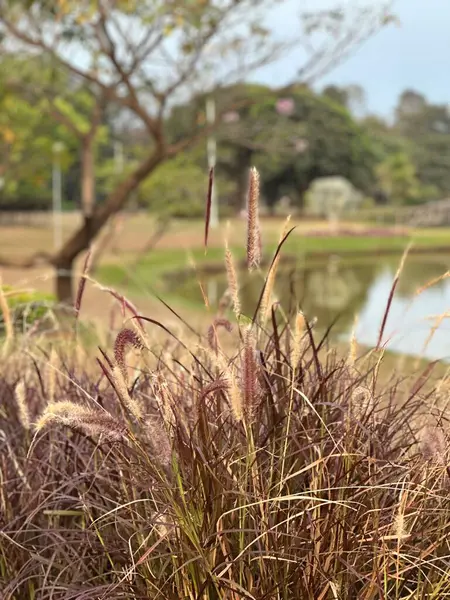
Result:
[420, 424, 448, 466]
[114, 328, 144, 383]
[242, 326, 261, 422]
[36, 401, 125, 441]
[14, 380, 30, 430]
[112, 365, 143, 420]
[246, 167, 261, 271]
[225, 244, 241, 317]
[207, 318, 233, 353]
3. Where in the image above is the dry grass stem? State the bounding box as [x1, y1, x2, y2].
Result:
[415, 270, 450, 297]
[260, 216, 291, 324]
[46, 347, 58, 404]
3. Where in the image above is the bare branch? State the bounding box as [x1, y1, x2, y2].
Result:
[96, 1, 161, 139]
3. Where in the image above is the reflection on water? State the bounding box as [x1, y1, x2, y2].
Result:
[169, 254, 450, 360]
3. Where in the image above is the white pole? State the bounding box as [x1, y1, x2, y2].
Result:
[52, 142, 64, 250]
[114, 140, 124, 175]
[206, 96, 218, 228]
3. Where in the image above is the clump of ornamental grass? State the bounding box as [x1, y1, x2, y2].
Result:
[2, 168, 450, 599]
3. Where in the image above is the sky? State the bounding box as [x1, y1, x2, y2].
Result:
[253, 0, 450, 117]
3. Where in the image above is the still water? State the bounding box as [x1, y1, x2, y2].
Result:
[169, 254, 450, 361]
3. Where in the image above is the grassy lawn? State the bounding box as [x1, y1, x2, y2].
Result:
[96, 217, 450, 305]
[1, 212, 450, 323]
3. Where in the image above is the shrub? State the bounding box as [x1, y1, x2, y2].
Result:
[0, 285, 55, 334]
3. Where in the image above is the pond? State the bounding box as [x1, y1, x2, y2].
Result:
[168, 253, 450, 361]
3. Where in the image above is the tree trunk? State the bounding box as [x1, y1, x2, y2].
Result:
[81, 135, 95, 221]
[53, 148, 165, 302]
[55, 257, 74, 306]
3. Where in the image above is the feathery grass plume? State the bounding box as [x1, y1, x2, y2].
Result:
[14, 380, 30, 430]
[420, 424, 447, 466]
[111, 365, 143, 420]
[260, 215, 291, 324]
[36, 401, 125, 441]
[377, 242, 411, 349]
[207, 318, 233, 353]
[241, 326, 261, 421]
[114, 328, 144, 384]
[154, 378, 176, 428]
[292, 310, 306, 369]
[348, 315, 359, 367]
[145, 415, 172, 470]
[74, 246, 93, 321]
[351, 386, 374, 421]
[225, 242, 240, 317]
[0, 276, 13, 355]
[204, 166, 214, 251]
[199, 378, 230, 404]
[246, 167, 261, 271]
[392, 486, 410, 542]
[228, 369, 243, 422]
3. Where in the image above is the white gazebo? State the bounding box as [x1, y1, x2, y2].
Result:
[306, 176, 363, 226]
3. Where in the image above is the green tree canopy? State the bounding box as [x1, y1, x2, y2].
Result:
[393, 92, 450, 197]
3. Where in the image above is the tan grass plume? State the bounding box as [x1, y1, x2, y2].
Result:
[420, 424, 447, 466]
[14, 380, 30, 430]
[225, 242, 241, 317]
[246, 167, 261, 271]
[348, 315, 359, 367]
[292, 310, 306, 369]
[36, 400, 125, 441]
[242, 326, 261, 421]
[112, 365, 143, 420]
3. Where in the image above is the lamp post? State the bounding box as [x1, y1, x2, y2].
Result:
[52, 141, 64, 250]
[206, 96, 218, 228]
